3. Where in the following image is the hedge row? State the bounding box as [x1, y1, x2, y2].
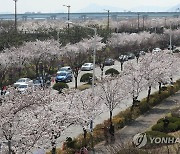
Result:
[152, 116, 180, 133]
[55, 79, 180, 153]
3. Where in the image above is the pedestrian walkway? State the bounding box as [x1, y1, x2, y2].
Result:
[95, 91, 180, 154]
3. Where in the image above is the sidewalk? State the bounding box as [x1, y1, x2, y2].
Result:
[94, 91, 180, 154]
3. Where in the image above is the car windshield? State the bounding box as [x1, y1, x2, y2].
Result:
[34, 80, 40, 84]
[17, 79, 26, 82]
[59, 68, 67, 71]
[83, 63, 90, 66]
[57, 72, 67, 76]
[18, 85, 28, 88]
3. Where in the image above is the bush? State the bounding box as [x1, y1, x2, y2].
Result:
[77, 84, 91, 91]
[157, 116, 180, 123]
[52, 82, 69, 93]
[112, 117, 125, 129]
[167, 122, 178, 132]
[65, 137, 76, 149]
[173, 49, 180, 53]
[139, 101, 150, 114]
[80, 73, 93, 84]
[174, 121, 180, 129]
[152, 121, 179, 133]
[152, 122, 164, 132]
[105, 68, 119, 76]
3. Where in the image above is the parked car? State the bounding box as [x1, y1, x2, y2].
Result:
[139, 51, 146, 56]
[119, 55, 128, 61]
[104, 58, 115, 66]
[168, 45, 176, 50]
[152, 48, 161, 52]
[55, 71, 73, 83]
[17, 83, 31, 93]
[14, 78, 33, 88]
[127, 53, 135, 59]
[58, 66, 72, 73]
[81, 63, 93, 71]
[33, 79, 42, 87]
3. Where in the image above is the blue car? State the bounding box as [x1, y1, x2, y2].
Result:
[55, 71, 73, 83]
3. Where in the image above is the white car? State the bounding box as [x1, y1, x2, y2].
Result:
[14, 78, 33, 88]
[17, 83, 31, 93]
[152, 48, 161, 53]
[57, 66, 72, 73]
[81, 63, 93, 71]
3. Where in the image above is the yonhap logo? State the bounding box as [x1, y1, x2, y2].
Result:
[133, 133, 147, 148]
[133, 133, 180, 148]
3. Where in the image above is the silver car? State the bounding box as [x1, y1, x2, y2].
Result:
[81, 63, 93, 71]
[14, 78, 33, 88]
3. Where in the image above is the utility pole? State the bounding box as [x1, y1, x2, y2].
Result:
[142, 15, 145, 30]
[137, 13, 140, 31]
[107, 10, 110, 31]
[13, 0, 18, 32]
[104, 9, 110, 32]
[169, 21, 172, 52]
[63, 5, 71, 34]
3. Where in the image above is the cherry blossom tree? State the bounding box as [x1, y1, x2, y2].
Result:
[0, 87, 55, 154]
[123, 60, 146, 109]
[97, 76, 128, 123]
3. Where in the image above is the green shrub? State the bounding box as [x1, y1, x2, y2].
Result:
[117, 108, 132, 123]
[174, 121, 180, 129]
[52, 82, 69, 93]
[112, 117, 125, 129]
[152, 121, 179, 133]
[105, 68, 119, 76]
[80, 73, 93, 84]
[167, 122, 178, 132]
[65, 137, 76, 149]
[157, 117, 180, 123]
[152, 122, 164, 132]
[139, 101, 150, 114]
[77, 84, 91, 91]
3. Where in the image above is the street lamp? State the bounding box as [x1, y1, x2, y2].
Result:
[66, 21, 97, 94]
[104, 9, 110, 31]
[13, 0, 18, 32]
[152, 19, 157, 33]
[66, 21, 96, 152]
[169, 21, 172, 52]
[137, 13, 140, 31]
[63, 5, 71, 32]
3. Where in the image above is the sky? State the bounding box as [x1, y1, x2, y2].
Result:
[0, 0, 180, 13]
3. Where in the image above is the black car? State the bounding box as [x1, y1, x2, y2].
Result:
[104, 58, 115, 66]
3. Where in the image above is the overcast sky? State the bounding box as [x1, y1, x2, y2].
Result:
[0, 0, 180, 13]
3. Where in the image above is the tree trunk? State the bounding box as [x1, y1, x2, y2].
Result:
[83, 128, 87, 147]
[52, 147, 56, 154]
[147, 86, 151, 104]
[35, 64, 39, 77]
[158, 82, 162, 94]
[120, 62, 123, 71]
[18, 68, 22, 78]
[8, 140, 11, 154]
[136, 57, 139, 63]
[101, 70, 103, 80]
[110, 110, 112, 123]
[75, 77, 78, 89]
